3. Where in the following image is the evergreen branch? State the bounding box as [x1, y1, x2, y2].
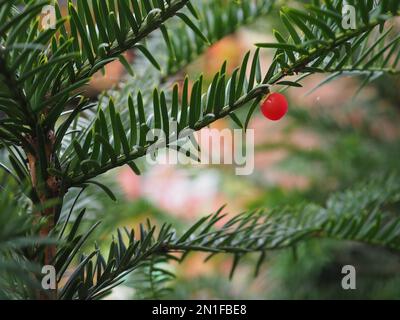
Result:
[0, 175, 44, 299]
[256, 2, 400, 85]
[69, 0, 194, 84]
[0, 53, 35, 127]
[63, 1, 400, 189]
[158, 0, 273, 79]
[64, 77, 269, 187]
[57, 173, 400, 299]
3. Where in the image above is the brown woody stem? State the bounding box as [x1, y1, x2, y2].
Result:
[26, 130, 59, 300]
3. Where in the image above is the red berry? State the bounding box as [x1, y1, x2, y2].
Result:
[260, 93, 288, 121]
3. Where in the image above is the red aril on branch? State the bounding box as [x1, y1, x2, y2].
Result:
[260, 93, 288, 121]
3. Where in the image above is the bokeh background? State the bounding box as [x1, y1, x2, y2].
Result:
[59, 1, 400, 299]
